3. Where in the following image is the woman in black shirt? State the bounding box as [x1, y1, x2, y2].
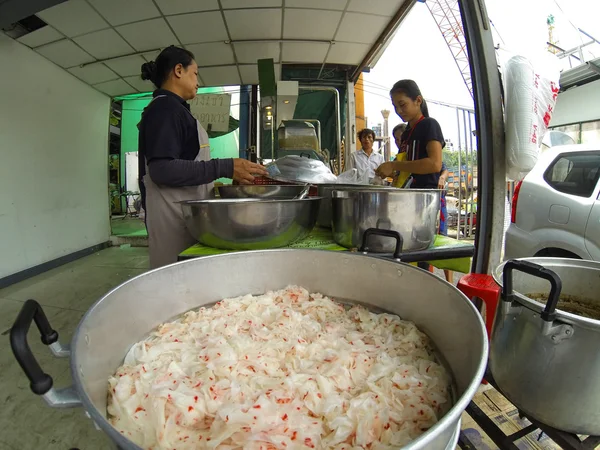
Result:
[375, 79, 444, 188]
[138, 46, 266, 268]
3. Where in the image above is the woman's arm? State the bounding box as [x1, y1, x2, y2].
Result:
[376, 141, 443, 177]
[438, 166, 449, 189]
[394, 140, 442, 174]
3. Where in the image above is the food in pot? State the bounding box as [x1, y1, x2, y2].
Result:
[526, 293, 600, 320]
[107, 287, 451, 449]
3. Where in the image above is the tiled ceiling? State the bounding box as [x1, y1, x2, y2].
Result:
[12, 0, 409, 97]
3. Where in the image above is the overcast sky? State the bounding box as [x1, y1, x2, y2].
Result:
[363, 0, 600, 150]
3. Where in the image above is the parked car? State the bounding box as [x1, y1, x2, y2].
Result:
[505, 144, 600, 260]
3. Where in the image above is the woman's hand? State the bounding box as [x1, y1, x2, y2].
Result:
[375, 162, 396, 178]
[232, 159, 268, 184]
[438, 175, 446, 189]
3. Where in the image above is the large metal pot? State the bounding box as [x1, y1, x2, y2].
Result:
[491, 258, 600, 435]
[11, 250, 487, 450]
[180, 197, 321, 250]
[332, 189, 441, 252]
[315, 184, 398, 228]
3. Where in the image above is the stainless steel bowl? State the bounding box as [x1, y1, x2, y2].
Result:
[332, 188, 441, 252]
[180, 197, 321, 250]
[217, 184, 307, 199]
[316, 184, 399, 228]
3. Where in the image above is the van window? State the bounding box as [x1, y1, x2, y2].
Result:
[543, 151, 600, 197]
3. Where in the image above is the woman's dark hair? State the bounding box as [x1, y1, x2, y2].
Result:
[141, 45, 195, 89]
[389, 79, 429, 118]
[392, 123, 407, 137]
[357, 128, 376, 141]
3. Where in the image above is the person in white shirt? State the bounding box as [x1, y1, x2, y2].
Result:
[348, 128, 385, 182]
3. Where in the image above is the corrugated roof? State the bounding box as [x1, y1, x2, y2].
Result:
[560, 57, 600, 91]
[7, 0, 412, 96]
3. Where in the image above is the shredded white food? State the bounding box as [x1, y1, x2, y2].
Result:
[108, 286, 451, 450]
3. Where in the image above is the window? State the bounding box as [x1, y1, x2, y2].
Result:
[581, 121, 600, 145]
[553, 124, 581, 143]
[544, 151, 600, 197]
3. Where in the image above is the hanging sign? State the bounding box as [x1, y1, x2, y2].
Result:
[189, 93, 231, 132]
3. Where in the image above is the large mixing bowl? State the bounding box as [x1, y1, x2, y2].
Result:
[180, 197, 321, 250]
[11, 250, 487, 450]
[332, 188, 441, 252]
[217, 184, 307, 199]
[315, 184, 398, 228]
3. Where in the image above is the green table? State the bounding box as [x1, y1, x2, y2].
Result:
[179, 228, 474, 273]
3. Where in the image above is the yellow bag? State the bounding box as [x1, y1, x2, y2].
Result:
[392, 152, 412, 188]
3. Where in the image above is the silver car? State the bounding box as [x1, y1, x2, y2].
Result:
[504, 144, 600, 260]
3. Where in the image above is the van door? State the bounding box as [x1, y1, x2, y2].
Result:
[583, 152, 600, 260]
[460, 0, 507, 273]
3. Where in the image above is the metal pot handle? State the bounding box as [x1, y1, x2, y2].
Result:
[359, 228, 404, 260]
[502, 260, 563, 322]
[10, 299, 81, 408]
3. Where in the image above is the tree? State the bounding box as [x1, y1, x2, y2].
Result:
[443, 148, 477, 169]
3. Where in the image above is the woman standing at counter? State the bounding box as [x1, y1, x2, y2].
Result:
[138, 45, 266, 269]
[375, 79, 444, 186]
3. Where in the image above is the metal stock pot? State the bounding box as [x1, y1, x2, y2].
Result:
[331, 189, 441, 253]
[11, 250, 487, 449]
[491, 258, 600, 435]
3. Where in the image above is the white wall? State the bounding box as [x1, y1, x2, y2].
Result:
[551, 79, 600, 127]
[0, 34, 111, 279]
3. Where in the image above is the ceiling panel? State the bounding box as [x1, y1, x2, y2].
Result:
[16, 26, 63, 48]
[36, 39, 95, 68]
[285, 0, 348, 9]
[186, 42, 235, 66]
[198, 66, 241, 87]
[224, 9, 282, 40]
[141, 50, 161, 61]
[335, 12, 388, 44]
[234, 42, 280, 64]
[94, 78, 135, 96]
[238, 64, 259, 85]
[68, 63, 118, 84]
[347, 0, 400, 16]
[154, 0, 219, 15]
[117, 19, 178, 52]
[36, 0, 108, 38]
[326, 42, 369, 65]
[221, 0, 282, 7]
[124, 75, 154, 93]
[167, 11, 228, 45]
[105, 55, 146, 76]
[283, 9, 342, 40]
[88, 0, 160, 26]
[282, 42, 329, 63]
[74, 29, 134, 59]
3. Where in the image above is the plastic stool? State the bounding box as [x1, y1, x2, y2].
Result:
[457, 273, 501, 341]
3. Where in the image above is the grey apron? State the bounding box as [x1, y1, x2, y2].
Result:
[143, 96, 213, 269]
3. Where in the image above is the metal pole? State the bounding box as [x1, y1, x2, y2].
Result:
[250, 85, 258, 153]
[468, 110, 475, 237]
[456, 107, 462, 240]
[239, 85, 250, 158]
[457, 110, 463, 241]
[462, 109, 471, 238]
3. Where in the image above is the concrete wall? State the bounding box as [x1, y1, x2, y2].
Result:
[551, 79, 600, 127]
[0, 34, 111, 279]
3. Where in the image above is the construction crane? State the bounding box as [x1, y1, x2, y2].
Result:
[425, 0, 474, 99]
